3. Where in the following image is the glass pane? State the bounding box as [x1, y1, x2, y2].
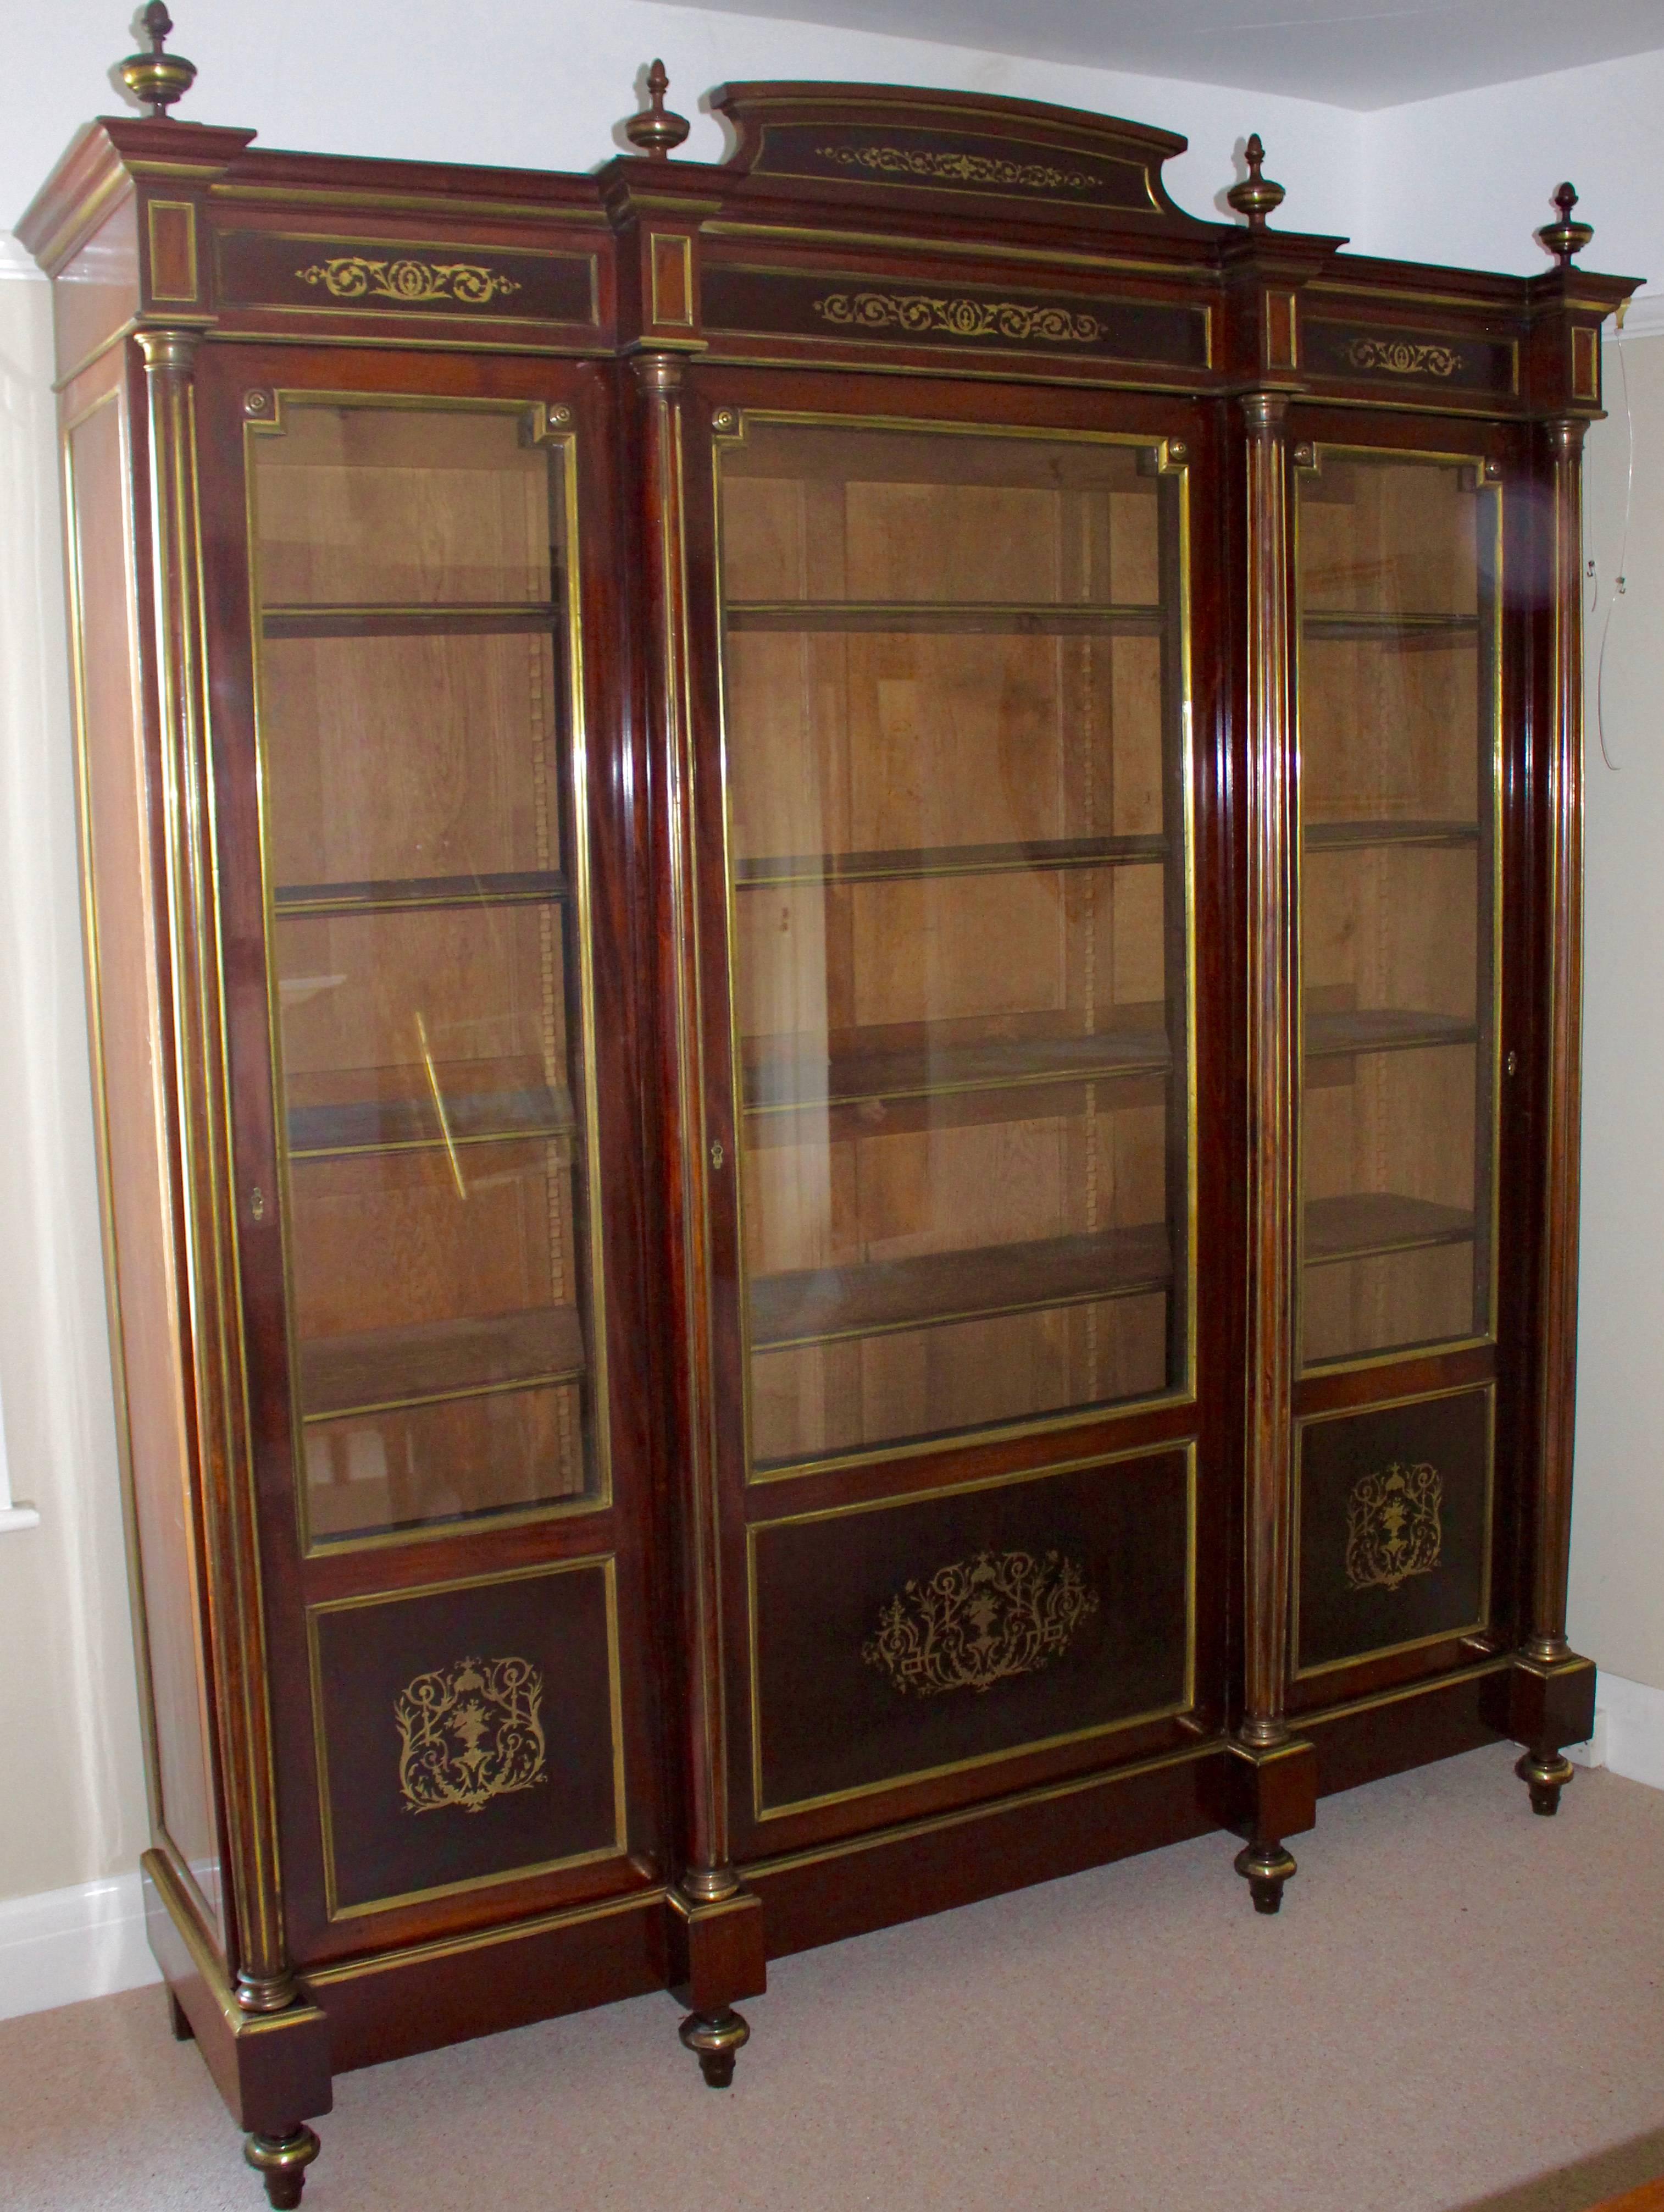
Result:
[719, 419, 1190, 1469]
[1296, 452, 1498, 1368]
[251, 402, 603, 1538]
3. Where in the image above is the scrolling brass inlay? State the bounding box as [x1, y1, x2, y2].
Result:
[814, 289, 1106, 344]
[1345, 1464, 1443, 1592]
[296, 255, 523, 306]
[1342, 335, 1463, 378]
[816, 143, 1097, 192]
[862, 1549, 1098, 1697]
[395, 1656, 547, 1813]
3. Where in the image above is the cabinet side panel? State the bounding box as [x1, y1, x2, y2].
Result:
[66, 379, 223, 1937]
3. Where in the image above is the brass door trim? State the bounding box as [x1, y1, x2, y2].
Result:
[300, 1879, 664, 1987]
[1296, 1650, 1511, 1728]
[1292, 439, 1506, 1383]
[710, 405, 1198, 1485]
[243, 391, 614, 1558]
[306, 1552, 628, 1921]
[745, 1729, 1215, 1879]
[745, 1439, 1199, 1821]
[1289, 1379, 1496, 1683]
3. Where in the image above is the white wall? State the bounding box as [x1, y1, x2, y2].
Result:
[0, 1, 1658, 1917]
[1570, 328, 1664, 1688]
[0, 257, 149, 1905]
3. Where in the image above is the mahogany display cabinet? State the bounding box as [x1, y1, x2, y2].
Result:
[19, 18, 1639, 2202]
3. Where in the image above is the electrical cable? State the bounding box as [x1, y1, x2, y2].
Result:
[1595, 312, 1635, 771]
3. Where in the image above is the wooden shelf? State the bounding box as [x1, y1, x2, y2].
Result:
[744, 1024, 1171, 1115]
[263, 601, 558, 640]
[1302, 609, 1480, 645]
[1305, 1192, 1475, 1266]
[725, 599, 1166, 636]
[750, 1222, 1171, 1351]
[288, 1080, 573, 1160]
[1305, 819, 1479, 852]
[1306, 1007, 1477, 1059]
[274, 869, 570, 917]
[735, 833, 1167, 888]
[299, 1304, 585, 1421]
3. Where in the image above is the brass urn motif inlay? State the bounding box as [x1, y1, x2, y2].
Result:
[816, 143, 1097, 192]
[863, 1549, 1099, 1697]
[1342, 335, 1463, 378]
[1344, 1463, 1444, 1592]
[814, 290, 1107, 345]
[297, 256, 523, 307]
[395, 1655, 547, 1814]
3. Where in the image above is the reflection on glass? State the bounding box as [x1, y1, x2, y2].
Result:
[1297, 453, 1497, 1366]
[719, 421, 1190, 1469]
[251, 403, 602, 1538]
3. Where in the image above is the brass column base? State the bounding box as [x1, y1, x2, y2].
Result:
[1516, 1749, 1575, 1817]
[1234, 1839, 1298, 1915]
[244, 2126, 321, 2208]
[679, 2006, 750, 2088]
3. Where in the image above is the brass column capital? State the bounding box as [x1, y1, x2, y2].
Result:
[1240, 389, 1290, 433]
[631, 350, 687, 398]
[136, 326, 203, 375]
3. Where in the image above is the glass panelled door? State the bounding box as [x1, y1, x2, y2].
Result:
[1295, 447, 1501, 1368]
[248, 399, 607, 1541]
[717, 417, 1192, 1472]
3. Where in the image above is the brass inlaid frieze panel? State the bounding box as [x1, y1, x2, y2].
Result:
[395, 1656, 547, 1814]
[816, 143, 1098, 192]
[701, 264, 1209, 368]
[1341, 335, 1463, 378]
[863, 1550, 1098, 1696]
[297, 254, 523, 306]
[814, 289, 1107, 344]
[217, 230, 599, 325]
[1303, 318, 1517, 397]
[1344, 1464, 1443, 1592]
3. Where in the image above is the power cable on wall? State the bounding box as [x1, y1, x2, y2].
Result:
[1591, 303, 1636, 771]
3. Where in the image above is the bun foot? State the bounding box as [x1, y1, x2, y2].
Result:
[1517, 1749, 1574, 1816]
[679, 2006, 750, 2087]
[1235, 1839, 1297, 1914]
[244, 2126, 320, 2208]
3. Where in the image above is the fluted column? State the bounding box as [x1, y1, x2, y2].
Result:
[1527, 415, 1589, 1666]
[138, 329, 295, 2013]
[1239, 390, 1298, 1750]
[631, 350, 735, 1903]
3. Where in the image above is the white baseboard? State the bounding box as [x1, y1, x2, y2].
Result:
[0, 1870, 160, 2022]
[1589, 1671, 1664, 1792]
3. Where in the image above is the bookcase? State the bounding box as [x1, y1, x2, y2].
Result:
[19, 25, 1637, 2201]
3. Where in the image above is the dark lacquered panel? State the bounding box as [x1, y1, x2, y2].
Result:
[1295, 1385, 1492, 1678]
[750, 1448, 1191, 1814]
[309, 1558, 622, 1916]
[1301, 320, 1517, 399]
[747, 121, 1156, 212]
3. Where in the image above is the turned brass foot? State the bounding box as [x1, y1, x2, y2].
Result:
[1517, 1749, 1574, 1817]
[244, 2126, 320, 2208]
[1235, 1839, 1297, 1914]
[679, 2006, 749, 2087]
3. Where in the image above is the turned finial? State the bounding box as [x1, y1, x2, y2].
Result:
[1539, 180, 1594, 268]
[1228, 134, 1285, 230]
[119, 3, 197, 119]
[625, 59, 691, 160]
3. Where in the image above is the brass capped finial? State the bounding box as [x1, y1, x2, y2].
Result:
[1228, 133, 1285, 231]
[120, 3, 197, 119]
[1539, 180, 1594, 268]
[625, 59, 691, 161]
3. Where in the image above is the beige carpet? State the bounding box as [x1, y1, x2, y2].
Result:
[7, 1743, 1663, 2212]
